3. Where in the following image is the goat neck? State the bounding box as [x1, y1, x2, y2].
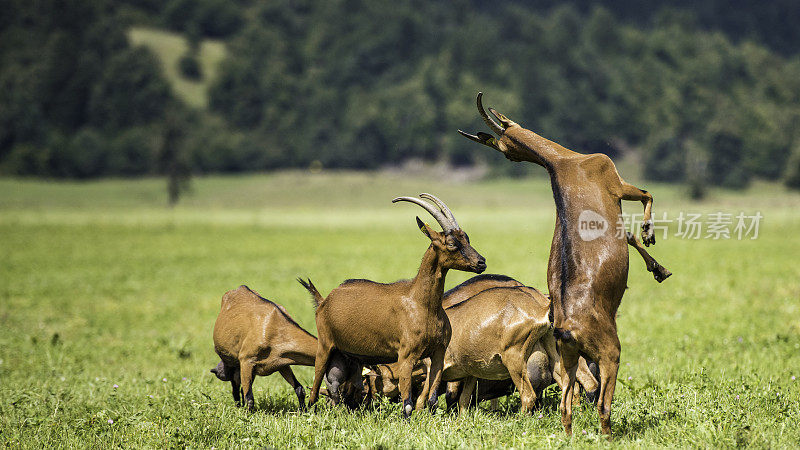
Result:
[410, 244, 448, 309]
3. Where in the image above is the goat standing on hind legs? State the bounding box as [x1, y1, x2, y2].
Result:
[460, 93, 671, 436]
[300, 193, 486, 418]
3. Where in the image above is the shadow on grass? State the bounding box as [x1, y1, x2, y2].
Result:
[613, 409, 678, 438]
[252, 395, 308, 414]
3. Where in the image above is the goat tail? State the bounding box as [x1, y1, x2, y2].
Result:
[297, 277, 324, 309]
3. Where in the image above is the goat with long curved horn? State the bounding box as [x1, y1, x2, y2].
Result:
[303, 194, 486, 418]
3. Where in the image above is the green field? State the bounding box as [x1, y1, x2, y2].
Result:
[1, 172, 799, 448]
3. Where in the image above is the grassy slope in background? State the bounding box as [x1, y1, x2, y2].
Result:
[128, 27, 226, 108]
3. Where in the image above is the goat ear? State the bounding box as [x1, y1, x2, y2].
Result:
[416, 216, 432, 239]
[477, 132, 496, 145]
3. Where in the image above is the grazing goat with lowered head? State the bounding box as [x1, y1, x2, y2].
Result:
[460, 93, 671, 435]
[211, 285, 360, 410]
[438, 284, 551, 413]
[440, 274, 599, 410]
[300, 194, 486, 417]
[363, 361, 428, 404]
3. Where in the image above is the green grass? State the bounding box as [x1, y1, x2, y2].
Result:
[128, 27, 226, 108]
[1, 172, 799, 448]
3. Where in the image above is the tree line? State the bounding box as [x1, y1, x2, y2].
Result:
[2, 0, 800, 192]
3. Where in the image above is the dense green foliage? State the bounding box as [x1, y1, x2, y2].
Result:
[526, 0, 800, 56]
[2, 0, 800, 190]
[0, 0, 195, 180]
[207, 2, 800, 187]
[1, 174, 799, 447]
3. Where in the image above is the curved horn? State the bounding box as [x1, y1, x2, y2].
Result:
[488, 107, 513, 128]
[458, 129, 484, 144]
[477, 92, 503, 136]
[392, 196, 455, 233]
[419, 193, 459, 230]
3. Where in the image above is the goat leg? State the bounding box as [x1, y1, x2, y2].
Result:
[505, 347, 536, 414]
[307, 345, 333, 408]
[619, 181, 655, 246]
[579, 358, 600, 404]
[626, 232, 671, 282]
[279, 367, 306, 411]
[458, 377, 478, 413]
[597, 353, 620, 437]
[230, 367, 242, 406]
[424, 346, 445, 413]
[397, 353, 419, 418]
[558, 345, 580, 435]
[444, 381, 461, 411]
[239, 361, 255, 411]
[414, 359, 431, 411]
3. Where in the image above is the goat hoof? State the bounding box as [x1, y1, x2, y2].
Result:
[585, 388, 600, 405]
[652, 264, 672, 283]
[402, 399, 414, 419]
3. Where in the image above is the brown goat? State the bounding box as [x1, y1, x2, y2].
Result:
[361, 342, 564, 411]
[212, 286, 315, 410]
[440, 274, 598, 408]
[211, 285, 360, 410]
[359, 276, 600, 413]
[460, 93, 671, 435]
[439, 285, 551, 413]
[301, 193, 486, 417]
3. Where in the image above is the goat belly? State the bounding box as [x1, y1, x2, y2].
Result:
[321, 305, 401, 358]
[461, 354, 510, 380]
[325, 316, 399, 349]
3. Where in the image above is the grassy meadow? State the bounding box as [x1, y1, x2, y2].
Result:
[1, 171, 799, 448]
